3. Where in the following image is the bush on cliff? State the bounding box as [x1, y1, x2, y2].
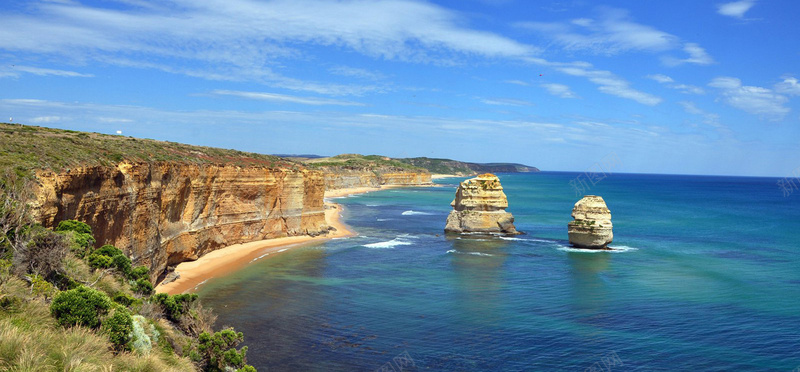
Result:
[54, 219, 95, 257]
[192, 328, 252, 372]
[102, 306, 134, 352]
[50, 286, 112, 329]
[12, 225, 68, 282]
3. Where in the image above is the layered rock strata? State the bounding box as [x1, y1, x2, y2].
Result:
[321, 167, 432, 190]
[567, 195, 613, 249]
[33, 162, 329, 282]
[444, 173, 520, 235]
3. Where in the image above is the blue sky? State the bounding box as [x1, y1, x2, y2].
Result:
[1, 0, 799, 176]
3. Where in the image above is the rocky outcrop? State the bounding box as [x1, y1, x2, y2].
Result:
[33, 162, 329, 282]
[321, 167, 432, 191]
[444, 174, 520, 235]
[568, 195, 613, 249]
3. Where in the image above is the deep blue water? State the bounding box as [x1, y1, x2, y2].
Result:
[198, 172, 800, 371]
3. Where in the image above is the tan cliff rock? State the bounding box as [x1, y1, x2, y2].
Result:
[568, 195, 613, 249]
[321, 167, 432, 191]
[444, 173, 520, 235]
[32, 162, 329, 282]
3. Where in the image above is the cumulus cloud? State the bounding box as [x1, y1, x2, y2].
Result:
[709, 76, 790, 120]
[717, 0, 757, 19]
[541, 83, 579, 99]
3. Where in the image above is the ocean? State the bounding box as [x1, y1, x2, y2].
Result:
[197, 172, 800, 371]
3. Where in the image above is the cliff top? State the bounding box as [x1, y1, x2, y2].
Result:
[303, 154, 425, 171]
[0, 123, 300, 175]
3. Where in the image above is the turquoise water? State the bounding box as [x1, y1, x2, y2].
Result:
[197, 173, 800, 371]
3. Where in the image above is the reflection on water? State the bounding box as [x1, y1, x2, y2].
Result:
[566, 251, 612, 345]
[448, 236, 509, 326]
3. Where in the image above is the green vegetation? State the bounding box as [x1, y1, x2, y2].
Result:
[396, 156, 539, 175]
[0, 122, 299, 174]
[0, 178, 257, 372]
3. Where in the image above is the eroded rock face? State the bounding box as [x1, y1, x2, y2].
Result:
[33, 162, 329, 282]
[321, 168, 432, 190]
[444, 174, 519, 234]
[568, 195, 613, 249]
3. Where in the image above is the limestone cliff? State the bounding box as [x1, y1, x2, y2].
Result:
[33, 162, 329, 282]
[444, 174, 520, 235]
[568, 195, 613, 249]
[320, 167, 432, 190]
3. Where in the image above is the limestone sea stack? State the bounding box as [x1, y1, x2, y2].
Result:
[568, 195, 613, 249]
[444, 173, 520, 235]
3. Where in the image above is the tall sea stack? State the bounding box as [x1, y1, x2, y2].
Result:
[567, 195, 613, 249]
[444, 173, 520, 235]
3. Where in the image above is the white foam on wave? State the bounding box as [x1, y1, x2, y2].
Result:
[366, 204, 379, 207]
[401, 210, 432, 216]
[277, 248, 288, 253]
[445, 249, 494, 257]
[376, 218, 393, 221]
[499, 236, 525, 241]
[363, 238, 413, 249]
[557, 245, 638, 253]
[250, 252, 271, 262]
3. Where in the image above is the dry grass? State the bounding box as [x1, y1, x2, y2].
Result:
[0, 299, 195, 371]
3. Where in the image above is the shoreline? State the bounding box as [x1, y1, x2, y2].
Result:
[155, 184, 419, 295]
[431, 174, 462, 179]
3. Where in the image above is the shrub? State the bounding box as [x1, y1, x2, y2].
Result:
[54, 220, 92, 235]
[130, 265, 149, 281]
[130, 315, 160, 355]
[151, 293, 198, 322]
[87, 253, 114, 269]
[112, 254, 132, 277]
[94, 244, 123, 258]
[102, 307, 133, 352]
[50, 286, 111, 329]
[112, 292, 140, 307]
[193, 328, 253, 372]
[132, 278, 154, 295]
[13, 225, 68, 281]
[29, 273, 56, 298]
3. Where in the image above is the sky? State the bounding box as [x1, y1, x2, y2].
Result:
[1, 0, 799, 177]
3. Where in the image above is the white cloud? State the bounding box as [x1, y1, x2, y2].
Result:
[678, 101, 730, 137]
[328, 66, 386, 81]
[709, 76, 790, 120]
[0, 0, 537, 90]
[648, 74, 705, 94]
[664, 43, 714, 66]
[551, 62, 661, 105]
[504, 80, 530, 86]
[775, 76, 800, 96]
[30, 116, 62, 123]
[646, 74, 674, 83]
[0, 65, 94, 78]
[211, 90, 365, 106]
[517, 7, 679, 55]
[717, 0, 757, 19]
[541, 83, 579, 98]
[479, 97, 534, 106]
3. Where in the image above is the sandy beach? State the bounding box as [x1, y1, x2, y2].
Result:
[155, 184, 440, 295]
[431, 174, 462, 179]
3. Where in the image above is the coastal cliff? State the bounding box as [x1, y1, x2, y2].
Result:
[568, 195, 613, 249]
[444, 173, 519, 235]
[33, 162, 329, 281]
[302, 154, 432, 190]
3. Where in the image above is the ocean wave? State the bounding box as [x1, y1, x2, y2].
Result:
[401, 210, 432, 216]
[499, 236, 525, 241]
[250, 252, 271, 262]
[445, 249, 494, 257]
[557, 245, 638, 253]
[376, 218, 393, 221]
[277, 248, 288, 253]
[365, 204, 379, 207]
[363, 238, 413, 249]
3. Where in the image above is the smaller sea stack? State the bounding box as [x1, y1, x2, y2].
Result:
[568, 195, 613, 249]
[444, 173, 520, 235]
